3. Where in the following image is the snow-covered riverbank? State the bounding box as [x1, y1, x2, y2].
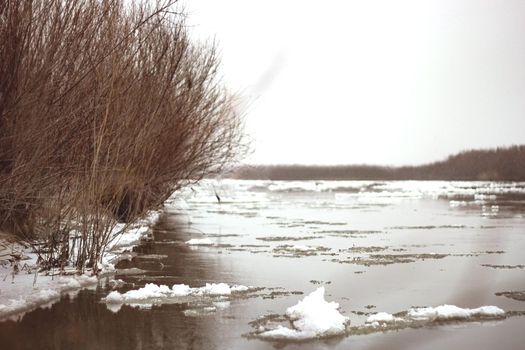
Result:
[0, 210, 161, 321]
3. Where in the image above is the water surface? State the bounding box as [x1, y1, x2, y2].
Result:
[1, 180, 524, 349]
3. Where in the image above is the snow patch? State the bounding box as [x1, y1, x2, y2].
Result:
[0, 273, 98, 320]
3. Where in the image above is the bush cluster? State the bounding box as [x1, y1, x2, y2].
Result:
[0, 0, 242, 271]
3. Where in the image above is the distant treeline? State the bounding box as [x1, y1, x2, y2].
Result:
[230, 145, 525, 181]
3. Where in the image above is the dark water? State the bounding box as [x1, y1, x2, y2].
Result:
[1, 180, 525, 349]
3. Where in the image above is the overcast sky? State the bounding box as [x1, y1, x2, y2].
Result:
[181, 0, 525, 166]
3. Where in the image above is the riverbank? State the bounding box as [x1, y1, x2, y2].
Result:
[0, 210, 162, 321]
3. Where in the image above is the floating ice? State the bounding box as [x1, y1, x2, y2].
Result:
[289, 245, 317, 252]
[231, 285, 250, 292]
[407, 304, 505, 321]
[274, 244, 328, 255]
[186, 238, 214, 246]
[254, 300, 508, 340]
[198, 283, 232, 295]
[366, 312, 401, 324]
[172, 284, 192, 296]
[104, 282, 253, 305]
[258, 287, 349, 340]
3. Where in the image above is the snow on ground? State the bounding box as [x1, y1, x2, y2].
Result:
[104, 282, 252, 305]
[101, 210, 162, 271]
[185, 238, 214, 246]
[0, 269, 98, 321]
[258, 287, 349, 340]
[0, 210, 161, 320]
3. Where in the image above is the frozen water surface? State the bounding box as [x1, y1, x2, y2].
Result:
[1, 180, 525, 349]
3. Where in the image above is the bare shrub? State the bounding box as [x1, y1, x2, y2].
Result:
[0, 0, 243, 272]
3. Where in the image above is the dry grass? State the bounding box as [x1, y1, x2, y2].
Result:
[0, 0, 243, 272]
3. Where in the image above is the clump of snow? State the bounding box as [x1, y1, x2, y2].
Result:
[259, 287, 349, 340]
[104, 282, 253, 305]
[366, 312, 401, 324]
[186, 238, 214, 246]
[407, 304, 505, 321]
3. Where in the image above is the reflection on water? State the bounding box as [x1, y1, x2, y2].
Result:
[0, 214, 233, 350]
[0, 291, 212, 350]
[1, 180, 525, 349]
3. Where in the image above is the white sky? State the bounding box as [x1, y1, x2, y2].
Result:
[181, 0, 525, 166]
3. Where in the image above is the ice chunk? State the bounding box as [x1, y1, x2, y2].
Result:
[106, 283, 172, 304]
[186, 238, 214, 246]
[259, 287, 349, 340]
[104, 282, 253, 305]
[260, 326, 306, 339]
[198, 283, 232, 295]
[59, 274, 98, 290]
[105, 291, 124, 304]
[408, 304, 505, 321]
[171, 284, 192, 296]
[231, 285, 250, 293]
[289, 245, 316, 252]
[366, 312, 400, 324]
[213, 301, 231, 310]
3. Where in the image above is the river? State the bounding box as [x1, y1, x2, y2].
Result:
[1, 180, 524, 349]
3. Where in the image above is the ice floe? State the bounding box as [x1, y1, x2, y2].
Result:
[186, 238, 214, 246]
[105, 282, 253, 305]
[407, 304, 505, 321]
[363, 304, 506, 331]
[257, 287, 349, 340]
[366, 312, 402, 324]
[252, 297, 509, 341]
[287, 245, 317, 252]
